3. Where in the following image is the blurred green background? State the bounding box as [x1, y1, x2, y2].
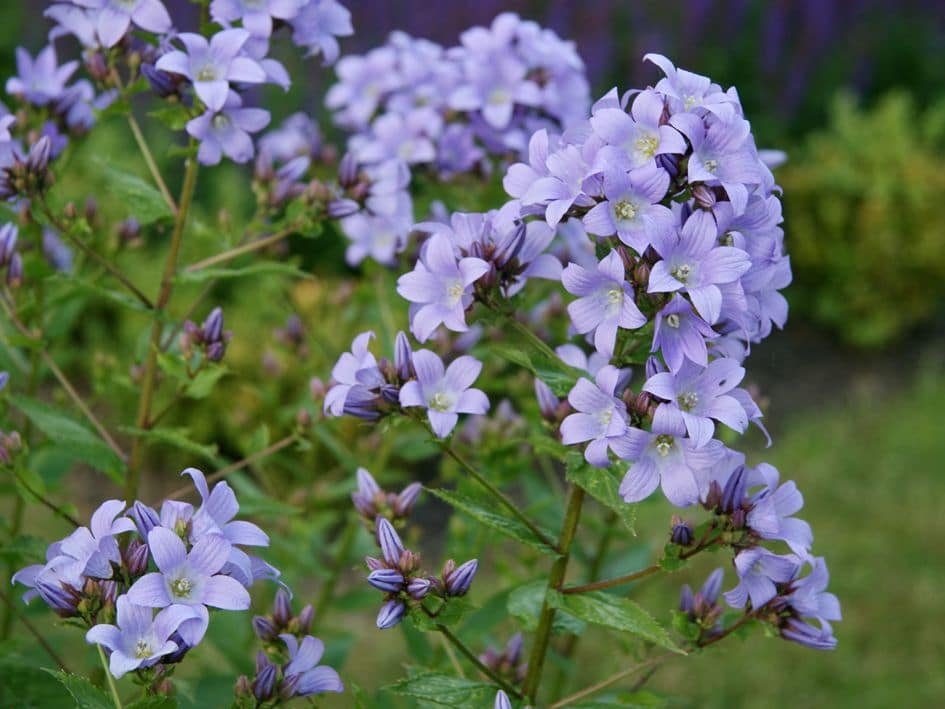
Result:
[1, 1, 945, 707]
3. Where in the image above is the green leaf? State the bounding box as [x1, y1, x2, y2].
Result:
[119, 426, 222, 465]
[156, 352, 188, 384]
[45, 671, 114, 709]
[427, 488, 558, 555]
[175, 261, 311, 284]
[565, 452, 635, 533]
[100, 163, 173, 224]
[658, 542, 689, 572]
[507, 580, 586, 635]
[0, 657, 72, 707]
[9, 395, 125, 483]
[148, 104, 192, 131]
[126, 696, 178, 709]
[385, 671, 495, 706]
[408, 597, 475, 632]
[47, 274, 151, 314]
[185, 365, 227, 399]
[547, 590, 684, 654]
[491, 342, 583, 397]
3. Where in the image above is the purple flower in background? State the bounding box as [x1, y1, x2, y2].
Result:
[210, 0, 305, 39]
[724, 548, 800, 609]
[128, 528, 249, 645]
[590, 90, 687, 169]
[643, 358, 750, 447]
[618, 407, 724, 507]
[86, 596, 195, 678]
[289, 0, 353, 64]
[323, 331, 380, 416]
[399, 350, 489, 438]
[652, 295, 718, 373]
[561, 249, 646, 358]
[187, 94, 270, 165]
[647, 210, 751, 324]
[396, 233, 489, 342]
[351, 108, 441, 166]
[449, 57, 540, 130]
[495, 690, 513, 709]
[560, 365, 635, 467]
[69, 0, 172, 48]
[582, 165, 674, 254]
[156, 29, 265, 111]
[6, 46, 78, 106]
[280, 633, 344, 696]
[325, 48, 398, 129]
[258, 112, 320, 162]
[340, 211, 409, 267]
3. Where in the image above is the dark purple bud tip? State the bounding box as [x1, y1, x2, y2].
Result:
[202, 307, 224, 344]
[444, 559, 478, 596]
[252, 615, 279, 641]
[670, 516, 694, 546]
[720, 465, 747, 514]
[272, 588, 292, 626]
[27, 136, 51, 174]
[205, 341, 226, 362]
[376, 599, 407, 629]
[367, 568, 405, 593]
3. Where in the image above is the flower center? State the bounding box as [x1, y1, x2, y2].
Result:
[613, 199, 637, 221]
[134, 639, 153, 659]
[113, 0, 139, 9]
[195, 66, 218, 82]
[665, 313, 681, 328]
[634, 134, 658, 159]
[703, 158, 719, 174]
[212, 113, 231, 131]
[446, 280, 465, 306]
[678, 391, 698, 411]
[683, 94, 698, 110]
[170, 577, 193, 599]
[671, 263, 693, 284]
[598, 407, 613, 427]
[429, 391, 454, 412]
[654, 434, 674, 457]
[488, 88, 510, 106]
[719, 231, 734, 246]
[605, 286, 623, 307]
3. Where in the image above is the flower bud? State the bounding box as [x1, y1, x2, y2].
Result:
[338, 152, 359, 187]
[253, 663, 277, 702]
[720, 465, 747, 514]
[129, 501, 160, 537]
[393, 331, 413, 380]
[444, 559, 478, 597]
[234, 675, 252, 698]
[5, 253, 23, 288]
[692, 184, 717, 209]
[327, 198, 359, 219]
[376, 517, 405, 566]
[125, 538, 150, 576]
[296, 604, 314, 634]
[272, 588, 292, 626]
[407, 577, 432, 600]
[252, 615, 278, 642]
[393, 483, 422, 517]
[202, 307, 224, 344]
[368, 568, 406, 593]
[205, 342, 226, 362]
[376, 599, 406, 629]
[670, 515, 694, 546]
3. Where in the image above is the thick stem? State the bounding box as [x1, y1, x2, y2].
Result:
[97, 643, 123, 708]
[561, 564, 662, 594]
[438, 440, 557, 551]
[521, 485, 586, 702]
[126, 156, 199, 501]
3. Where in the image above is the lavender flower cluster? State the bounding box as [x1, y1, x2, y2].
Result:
[353, 469, 478, 630]
[10, 467, 342, 690]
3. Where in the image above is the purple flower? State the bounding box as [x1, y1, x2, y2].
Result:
[127, 528, 249, 645]
[449, 57, 540, 130]
[376, 598, 406, 629]
[561, 250, 646, 359]
[211, 0, 305, 39]
[503, 128, 554, 199]
[590, 90, 687, 169]
[6, 45, 78, 106]
[156, 29, 266, 111]
[495, 690, 513, 709]
[560, 365, 635, 467]
[351, 108, 441, 166]
[644, 54, 737, 119]
[289, 0, 353, 65]
[324, 331, 381, 417]
[280, 633, 344, 696]
[618, 407, 724, 507]
[85, 596, 195, 678]
[582, 164, 674, 254]
[399, 350, 489, 438]
[258, 112, 320, 162]
[683, 118, 762, 216]
[325, 48, 398, 128]
[778, 558, 841, 649]
[367, 568, 405, 593]
[57, 499, 136, 583]
[652, 295, 718, 373]
[187, 94, 270, 165]
[340, 211, 410, 267]
[746, 464, 812, 556]
[647, 210, 751, 324]
[521, 144, 595, 228]
[396, 234, 489, 342]
[724, 548, 800, 609]
[642, 358, 750, 447]
[69, 0, 172, 48]
[375, 517, 405, 566]
[443, 559, 478, 596]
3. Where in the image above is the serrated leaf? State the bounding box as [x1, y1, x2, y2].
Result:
[176, 261, 311, 284]
[408, 597, 475, 632]
[99, 162, 173, 224]
[427, 488, 558, 555]
[120, 426, 222, 465]
[9, 395, 125, 482]
[45, 671, 114, 709]
[385, 671, 495, 706]
[507, 580, 586, 635]
[491, 342, 582, 398]
[565, 453, 635, 533]
[547, 590, 684, 653]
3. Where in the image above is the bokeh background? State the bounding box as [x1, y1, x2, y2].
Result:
[2, 1, 945, 707]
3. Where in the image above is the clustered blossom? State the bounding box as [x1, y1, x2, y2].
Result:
[364, 515, 478, 630]
[181, 306, 232, 363]
[323, 330, 490, 439]
[12, 468, 286, 677]
[351, 467, 422, 525]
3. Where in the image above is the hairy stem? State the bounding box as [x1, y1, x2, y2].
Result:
[522, 485, 586, 702]
[438, 440, 557, 551]
[97, 643, 123, 708]
[12, 469, 81, 526]
[561, 564, 662, 594]
[126, 156, 199, 501]
[0, 588, 70, 671]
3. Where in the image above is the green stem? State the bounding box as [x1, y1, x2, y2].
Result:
[97, 643, 123, 708]
[522, 485, 586, 702]
[126, 113, 176, 215]
[438, 440, 557, 551]
[126, 156, 199, 501]
[12, 469, 81, 527]
[548, 652, 673, 709]
[561, 564, 662, 594]
[184, 224, 301, 272]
